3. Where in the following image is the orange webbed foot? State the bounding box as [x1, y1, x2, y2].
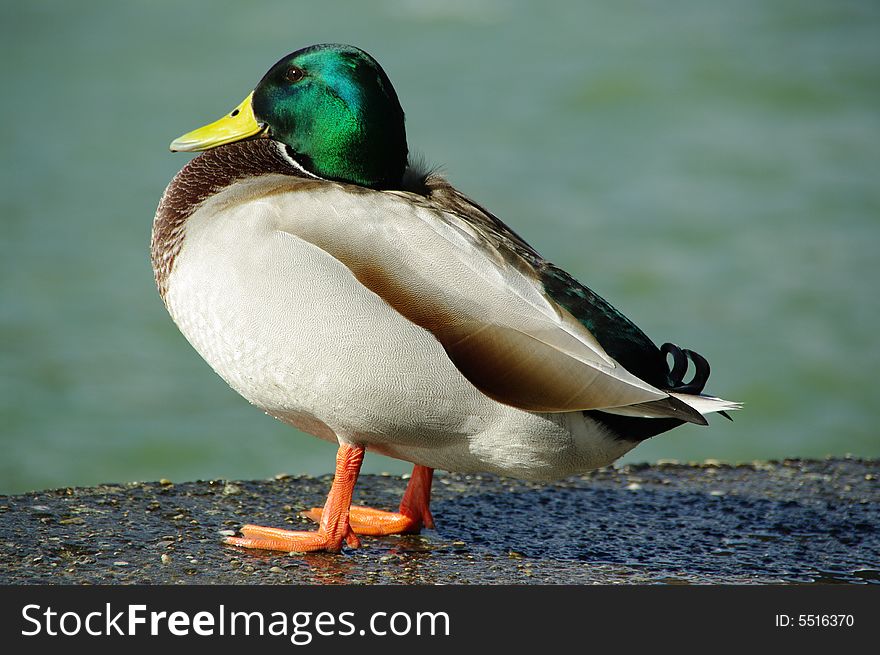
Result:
[303, 465, 435, 536]
[302, 504, 432, 536]
[224, 443, 366, 554]
[224, 523, 360, 553]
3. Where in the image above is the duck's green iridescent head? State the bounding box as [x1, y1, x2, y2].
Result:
[170, 44, 408, 189]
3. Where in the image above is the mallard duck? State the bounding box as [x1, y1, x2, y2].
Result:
[153, 43, 740, 553]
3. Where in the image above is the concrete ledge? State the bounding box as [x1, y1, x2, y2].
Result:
[1, 458, 877, 584]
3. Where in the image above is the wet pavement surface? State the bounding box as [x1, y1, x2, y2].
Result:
[1, 458, 877, 584]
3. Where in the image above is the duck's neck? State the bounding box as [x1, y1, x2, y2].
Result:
[287, 138, 407, 189]
[273, 115, 408, 189]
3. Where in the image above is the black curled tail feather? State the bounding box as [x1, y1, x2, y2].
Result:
[661, 343, 733, 421]
[661, 343, 710, 394]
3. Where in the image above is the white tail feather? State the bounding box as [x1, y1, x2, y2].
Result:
[668, 392, 743, 416]
[598, 393, 742, 420]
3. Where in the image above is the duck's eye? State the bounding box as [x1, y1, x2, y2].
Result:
[285, 66, 305, 83]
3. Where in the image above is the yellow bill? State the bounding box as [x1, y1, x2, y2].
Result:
[170, 92, 265, 152]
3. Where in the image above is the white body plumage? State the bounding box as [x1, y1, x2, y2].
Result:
[162, 175, 638, 481]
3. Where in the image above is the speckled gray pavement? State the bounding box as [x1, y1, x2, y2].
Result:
[1, 458, 877, 584]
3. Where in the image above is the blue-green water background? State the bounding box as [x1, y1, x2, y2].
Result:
[1, 1, 878, 494]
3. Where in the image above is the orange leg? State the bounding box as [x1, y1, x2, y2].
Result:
[302, 464, 435, 536]
[224, 444, 364, 553]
